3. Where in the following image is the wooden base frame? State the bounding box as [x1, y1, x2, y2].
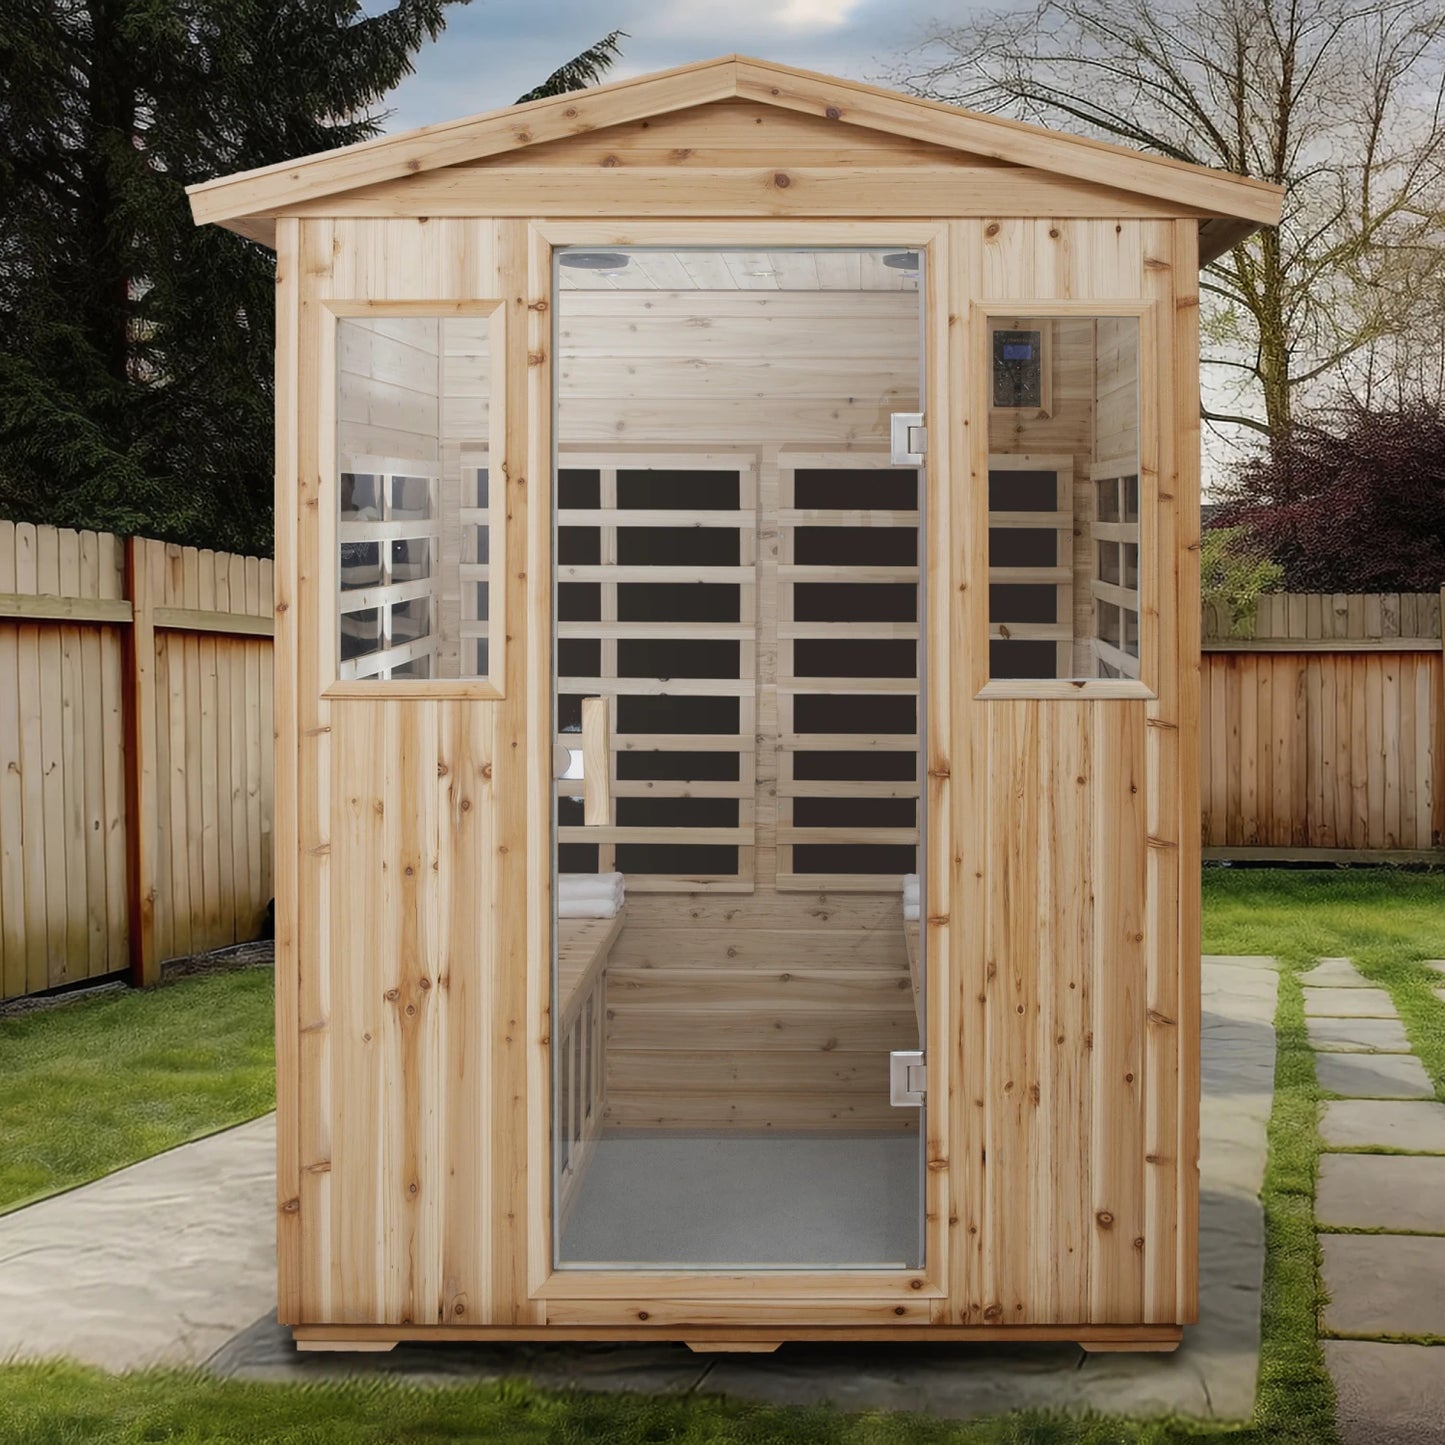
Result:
[292, 1324, 1184, 1352]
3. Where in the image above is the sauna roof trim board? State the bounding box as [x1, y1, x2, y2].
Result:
[187, 54, 1284, 256]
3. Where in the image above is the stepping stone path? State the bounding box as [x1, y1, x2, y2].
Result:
[1302, 957, 1445, 1445]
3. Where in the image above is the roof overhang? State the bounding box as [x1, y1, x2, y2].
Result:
[189, 55, 1282, 262]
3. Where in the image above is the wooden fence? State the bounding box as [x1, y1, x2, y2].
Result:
[0, 522, 274, 1001]
[1202, 592, 1445, 860]
[2, 527, 1442, 1001]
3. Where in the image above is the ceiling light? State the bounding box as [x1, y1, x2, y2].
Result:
[559, 251, 631, 272]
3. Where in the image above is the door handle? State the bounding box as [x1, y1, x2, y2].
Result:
[580, 696, 610, 826]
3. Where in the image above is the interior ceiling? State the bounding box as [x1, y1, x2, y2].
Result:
[556, 249, 920, 292]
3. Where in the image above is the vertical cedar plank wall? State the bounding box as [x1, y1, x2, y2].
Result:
[277, 215, 1198, 1330]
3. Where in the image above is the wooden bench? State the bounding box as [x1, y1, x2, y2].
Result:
[556, 913, 624, 1025]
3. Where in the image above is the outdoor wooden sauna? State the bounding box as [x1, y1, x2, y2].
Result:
[189, 57, 1282, 1352]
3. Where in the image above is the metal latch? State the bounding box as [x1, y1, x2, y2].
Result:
[890, 412, 926, 465]
[890, 1050, 926, 1106]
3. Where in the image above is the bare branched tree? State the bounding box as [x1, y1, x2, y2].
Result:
[887, 0, 1445, 447]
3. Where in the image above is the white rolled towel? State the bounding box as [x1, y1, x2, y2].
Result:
[902, 872, 921, 922]
[559, 872, 624, 902]
[557, 872, 625, 917]
[558, 896, 621, 919]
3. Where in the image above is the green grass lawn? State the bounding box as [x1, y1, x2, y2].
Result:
[2, 870, 1443, 1443]
[0, 965, 274, 1214]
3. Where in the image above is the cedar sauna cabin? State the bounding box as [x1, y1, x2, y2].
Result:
[189, 57, 1282, 1353]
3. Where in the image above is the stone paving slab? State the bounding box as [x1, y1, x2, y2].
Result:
[210, 959, 1280, 1423]
[1320, 1099, 1445, 1153]
[1324, 1340, 1445, 1445]
[1301, 958, 1375, 989]
[1423, 960, 1445, 975]
[1301, 987, 1399, 1019]
[0, 1117, 275, 1369]
[1307, 1016, 1413, 1054]
[1315, 1051, 1435, 1099]
[1321, 1234, 1445, 1337]
[1317, 1154, 1445, 1233]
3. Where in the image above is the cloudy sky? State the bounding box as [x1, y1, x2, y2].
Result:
[379, 0, 949, 132]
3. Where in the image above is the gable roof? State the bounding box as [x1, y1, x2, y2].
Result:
[187, 54, 1282, 258]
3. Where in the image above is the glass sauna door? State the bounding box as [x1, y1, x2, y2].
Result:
[550, 247, 926, 1269]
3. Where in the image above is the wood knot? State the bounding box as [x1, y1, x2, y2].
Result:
[825, 105, 842, 119]
[894, 1306, 907, 1316]
[910, 1277, 925, 1289]
[636, 1310, 650, 1321]
[419, 976, 432, 990]
[1049, 227, 1060, 238]
[1096, 1210, 1115, 1229]
[460, 797, 472, 812]
[985, 222, 1000, 236]
[601, 154, 620, 167]
[281, 1197, 300, 1214]
[385, 987, 399, 1001]
[774, 172, 791, 188]
[482, 763, 493, 779]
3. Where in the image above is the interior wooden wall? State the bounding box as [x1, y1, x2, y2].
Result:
[556, 290, 918, 447]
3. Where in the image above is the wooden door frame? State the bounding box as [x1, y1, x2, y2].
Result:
[523, 219, 954, 1317]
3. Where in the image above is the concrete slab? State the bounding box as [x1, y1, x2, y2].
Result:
[1321, 1234, 1445, 1337]
[208, 957, 1281, 1425]
[1301, 958, 1374, 989]
[0, 1116, 275, 1369]
[1302, 988, 1398, 1019]
[1318, 1154, 1445, 1233]
[1315, 1051, 1435, 1100]
[1325, 1340, 1445, 1445]
[1422, 960, 1445, 975]
[1320, 1100, 1445, 1153]
[1307, 1017, 1413, 1054]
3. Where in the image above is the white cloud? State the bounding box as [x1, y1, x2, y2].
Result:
[650, 0, 864, 39]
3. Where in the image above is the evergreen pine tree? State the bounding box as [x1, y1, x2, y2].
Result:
[0, 5, 622, 555]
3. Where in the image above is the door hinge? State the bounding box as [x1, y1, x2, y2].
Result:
[890, 412, 926, 465]
[890, 1050, 926, 1106]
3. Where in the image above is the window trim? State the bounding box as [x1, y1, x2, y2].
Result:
[322, 299, 509, 700]
[970, 299, 1158, 702]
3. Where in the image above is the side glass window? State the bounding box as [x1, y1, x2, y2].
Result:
[987, 315, 1141, 681]
[335, 309, 503, 689]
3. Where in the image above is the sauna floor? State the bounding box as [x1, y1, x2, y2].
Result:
[558, 1132, 921, 1268]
